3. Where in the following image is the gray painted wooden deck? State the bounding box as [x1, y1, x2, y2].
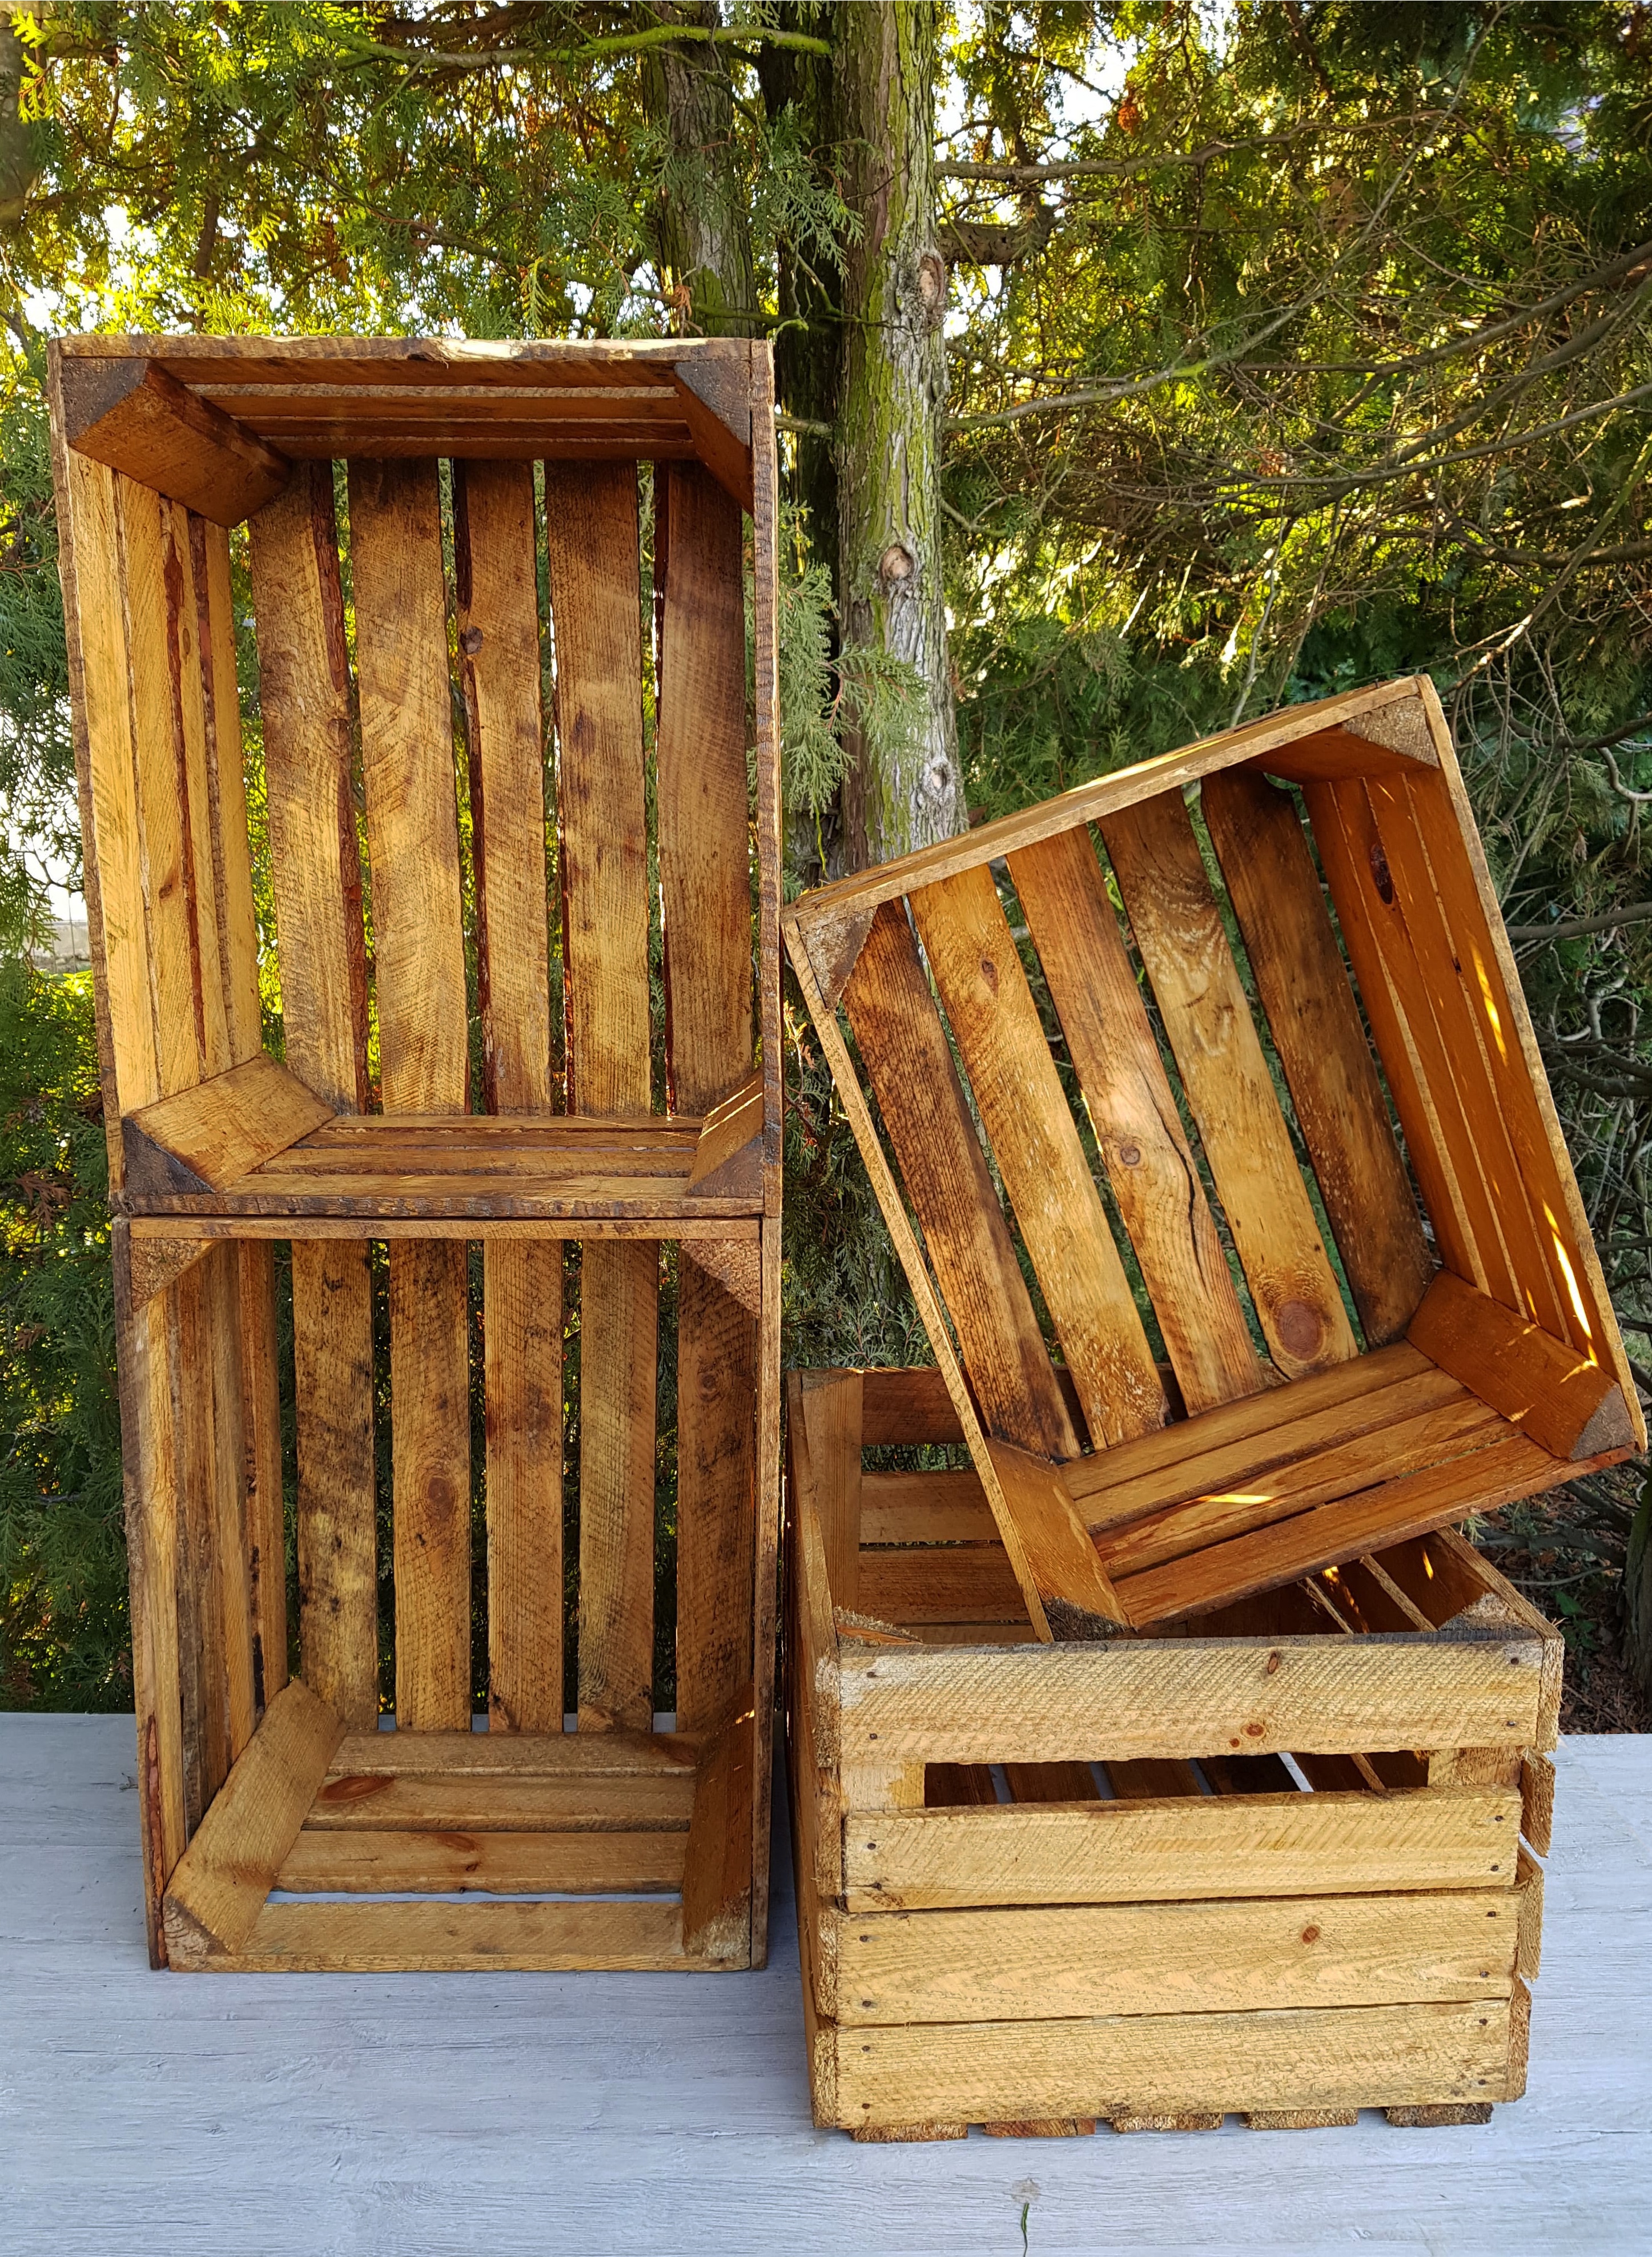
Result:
[3, 1717, 1650, 2254]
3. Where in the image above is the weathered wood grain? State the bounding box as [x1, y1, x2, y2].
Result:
[59, 356, 291, 524]
[122, 1053, 334, 1193]
[303, 1769, 693, 1832]
[843, 1786, 1520, 1912]
[576, 1240, 659, 1732]
[483, 1241, 565, 1733]
[54, 449, 159, 1145]
[911, 863, 1165, 1446]
[1305, 777, 1505, 1297]
[1009, 824, 1264, 1413]
[1408, 682, 1643, 1443]
[211, 1897, 704, 1973]
[1364, 771, 1567, 1337]
[826, 1885, 1522, 2025]
[453, 460, 565, 1740]
[351, 459, 473, 1735]
[248, 465, 377, 1731]
[1201, 765, 1434, 1345]
[389, 1240, 473, 1732]
[785, 677, 1433, 939]
[191, 514, 263, 1066]
[119, 481, 208, 1100]
[1115, 1430, 1556, 1626]
[1408, 1269, 1634, 1461]
[162, 1679, 344, 1966]
[246, 464, 369, 1115]
[675, 1253, 757, 1731]
[1093, 1386, 1508, 1582]
[1100, 791, 1358, 1378]
[292, 1240, 378, 1729]
[276, 1828, 685, 1896]
[236, 1241, 287, 1713]
[826, 1998, 1518, 2130]
[681, 1696, 755, 1962]
[842, 901, 1079, 1459]
[547, 462, 660, 1736]
[1068, 1346, 1448, 1527]
[833, 1633, 1548, 1768]
[453, 457, 554, 1116]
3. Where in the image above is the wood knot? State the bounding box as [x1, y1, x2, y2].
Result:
[1118, 1142, 1142, 1168]
[1369, 838, 1396, 906]
[1265, 1649, 1283, 1676]
[319, 1773, 394, 1804]
[979, 956, 999, 996]
[1245, 1721, 1264, 1737]
[915, 250, 947, 325]
[1300, 1925, 1320, 1945]
[1274, 1299, 1325, 1359]
[877, 542, 915, 594]
[460, 626, 484, 655]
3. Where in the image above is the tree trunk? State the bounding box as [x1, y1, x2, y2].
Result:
[833, 0, 963, 867]
[641, 3, 757, 337]
[755, 23, 839, 582]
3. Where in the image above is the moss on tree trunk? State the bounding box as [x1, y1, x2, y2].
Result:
[834, 0, 963, 867]
[642, 2, 757, 337]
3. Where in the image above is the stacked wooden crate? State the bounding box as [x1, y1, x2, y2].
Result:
[787, 1366, 1556, 2138]
[50, 334, 781, 1973]
[781, 678, 1637, 2130]
[783, 681, 1638, 1636]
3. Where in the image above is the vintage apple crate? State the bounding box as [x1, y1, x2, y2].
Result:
[781, 678, 1641, 1636]
[48, 333, 781, 1972]
[787, 1365, 1561, 2138]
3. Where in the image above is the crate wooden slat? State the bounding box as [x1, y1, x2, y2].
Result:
[50, 333, 780, 1972]
[782, 680, 1639, 1638]
[786, 1368, 1555, 2135]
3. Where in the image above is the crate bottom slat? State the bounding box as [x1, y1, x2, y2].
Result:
[276, 1828, 688, 1895]
[197, 1897, 714, 1973]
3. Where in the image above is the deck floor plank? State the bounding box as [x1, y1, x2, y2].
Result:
[3, 1716, 1650, 2254]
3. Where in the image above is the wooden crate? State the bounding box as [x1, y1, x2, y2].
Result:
[782, 680, 1641, 1636]
[48, 334, 782, 1973]
[787, 1366, 1558, 2137]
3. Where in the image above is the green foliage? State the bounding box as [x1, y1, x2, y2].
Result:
[777, 512, 927, 855]
[0, 962, 123, 1708]
[0, 368, 75, 955]
[6, 2, 1652, 1704]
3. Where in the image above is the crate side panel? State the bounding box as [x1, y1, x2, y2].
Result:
[830, 1884, 1522, 2025]
[834, 1998, 1516, 2130]
[844, 1786, 1521, 1910]
[835, 1634, 1547, 1765]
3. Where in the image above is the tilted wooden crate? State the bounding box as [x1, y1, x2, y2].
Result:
[787, 1367, 1557, 2137]
[782, 680, 1640, 1636]
[49, 333, 781, 1972]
